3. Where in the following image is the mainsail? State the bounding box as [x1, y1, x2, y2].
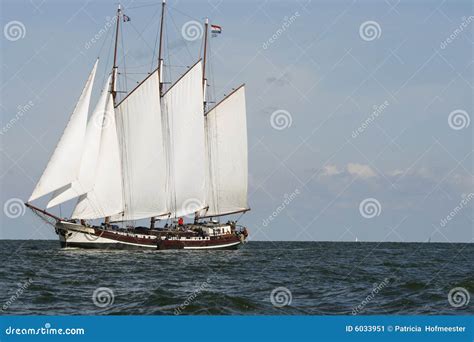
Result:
[72, 93, 124, 219]
[203, 85, 249, 217]
[161, 61, 206, 218]
[111, 69, 168, 221]
[28, 60, 98, 202]
[47, 75, 111, 208]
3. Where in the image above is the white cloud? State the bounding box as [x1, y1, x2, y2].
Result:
[347, 163, 377, 179]
[388, 169, 404, 177]
[317, 163, 377, 179]
[320, 164, 341, 176]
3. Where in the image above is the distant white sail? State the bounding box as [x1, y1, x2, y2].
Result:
[111, 69, 168, 221]
[72, 93, 124, 219]
[28, 60, 98, 202]
[161, 61, 206, 218]
[203, 85, 248, 217]
[47, 75, 111, 208]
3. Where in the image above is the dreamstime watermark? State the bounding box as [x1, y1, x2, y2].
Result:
[448, 109, 470, 130]
[439, 193, 474, 228]
[262, 11, 300, 50]
[270, 287, 292, 308]
[3, 198, 26, 219]
[448, 287, 470, 308]
[2, 278, 33, 312]
[262, 189, 300, 227]
[359, 21, 381, 41]
[93, 109, 115, 129]
[352, 278, 390, 315]
[5, 323, 85, 336]
[174, 278, 211, 315]
[181, 20, 203, 41]
[181, 198, 204, 218]
[270, 109, 292, 130]
[359, 198, 381, 219]
[4, 20, 26, 41]
[352, 100, 389, 138]
[0, 101, 34, 135]
[92, 287, 114, 308]
[440, 16, 474, 50]
[84, 16, 117, 50]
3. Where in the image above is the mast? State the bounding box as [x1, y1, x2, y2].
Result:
[195, 18, 209, 224]
[105, 4, 121, 226]
[151, 0, 166, 229]
[202, 18, 209, 110]
[111, 4, 121, 101]
[158, 0, 166, 95]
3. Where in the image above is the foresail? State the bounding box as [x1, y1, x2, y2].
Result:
[72, 93, 123, 219]
[47, 75, 111, 208]
[28, 60, 98, 202]
[161, 61, 206, 218]
[203, 85, 248, 217]
[112, 69, 168, 221]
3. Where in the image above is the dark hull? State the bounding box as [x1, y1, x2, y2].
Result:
[57, 222, 246, 250]
[61, 240, 242, 250]
[156, 235, 243, 250]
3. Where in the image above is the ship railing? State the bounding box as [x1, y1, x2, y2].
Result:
[234, 224, 246, 233]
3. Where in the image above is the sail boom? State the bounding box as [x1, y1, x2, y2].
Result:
[109, 210, 170, 222]
[109, 211, 172, 224]
[199, 208, 250, 219]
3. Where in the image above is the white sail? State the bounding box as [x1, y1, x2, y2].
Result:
[47, 75, 111, 208]
[161, 61, 206, 218]
[111, 69, 167, 221]
[72, 93, 124, 219]
[28, 60, 98, 202]
[203, 85, 248, 217]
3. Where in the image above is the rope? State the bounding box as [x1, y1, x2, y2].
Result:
[235, 212, 245, 223]
[126, 2, 160, 10]
[29, 207, 57, 227]
[102, 25, 115, 89]
[167, 5, 202, 22]
[97, 20, 113, 58]
[117, 5, 161, 79]
[165, 9, 172, 87]
[150, 9, 161, 73]
[167, 8, 195, 63]
[120, 21, 128, 94]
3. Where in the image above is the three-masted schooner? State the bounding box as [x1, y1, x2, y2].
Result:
[25, 1, 250, 250]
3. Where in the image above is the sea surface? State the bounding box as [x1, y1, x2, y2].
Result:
[0, 240, 472, 315]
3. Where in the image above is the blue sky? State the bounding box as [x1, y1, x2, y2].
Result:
[1, 0, 472, 242]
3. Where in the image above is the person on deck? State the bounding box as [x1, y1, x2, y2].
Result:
[178, 217, 184, 226]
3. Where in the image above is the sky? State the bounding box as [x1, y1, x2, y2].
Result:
[0, 0, 472, 242]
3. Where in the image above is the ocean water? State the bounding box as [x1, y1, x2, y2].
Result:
[0, 240, 472, 315]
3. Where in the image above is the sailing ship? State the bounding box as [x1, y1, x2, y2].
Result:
[25, 1, 250, 250]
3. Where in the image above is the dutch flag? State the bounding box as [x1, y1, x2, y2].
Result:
[211, 24, 222, 34]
